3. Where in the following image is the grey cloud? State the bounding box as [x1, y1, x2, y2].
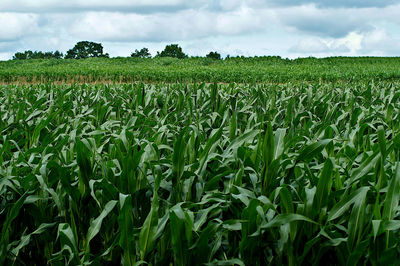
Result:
[0, 41, 18, 52]
[0, 0, 206, 14]
[284, 18, 372, 38]
[266, 0, 396, 8]
[276, 6, 374, 38]
[2, 0, 396, 15]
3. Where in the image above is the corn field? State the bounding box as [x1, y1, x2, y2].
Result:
[2, 57, 400, 84]
[1, 81, 400, 265]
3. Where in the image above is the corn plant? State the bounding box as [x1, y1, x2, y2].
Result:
[1, 81, 400, 265]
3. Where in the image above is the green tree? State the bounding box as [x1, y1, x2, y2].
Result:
[13, 50, 64, 60]
[131, 48, 151, 58]
[156, 44, 187, 59]
[53, 51, 64, 59]
[206, 51, 221, 60]
[65, 41, 109, 59]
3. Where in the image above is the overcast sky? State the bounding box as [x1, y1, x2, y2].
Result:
[1, 0, 400, 60]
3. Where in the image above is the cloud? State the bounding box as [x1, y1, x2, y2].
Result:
[68, 7, 265, 42]
[289, 39, 333, 53]
[0, 0, 397, 14]
[1, 1, 400, 59]
[0, 52, 13, 60]
[275, 5, 374, 38]
[0, 0, 206, 14]
[0, 41, 18, 52]
[288, 28, 400, 57]
[288, 33, 362, 55]
[266, 0, 396, 8]
[0, 13, 40, 41]
[359, 28, 400, 55]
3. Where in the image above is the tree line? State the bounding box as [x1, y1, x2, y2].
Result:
[13, 41, 222, 60]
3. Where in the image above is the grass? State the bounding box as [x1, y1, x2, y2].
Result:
[1, 80, 400, 265]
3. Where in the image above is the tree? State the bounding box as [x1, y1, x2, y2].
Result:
[13, 51, 31, 60]
[65, 41, 109, 59]
[156, 44, 187, 59]
[53, 51, 64, 59]
[131, 48, 151, 58]
[13, 50, 64, 60]
[206, 51, 221, 60]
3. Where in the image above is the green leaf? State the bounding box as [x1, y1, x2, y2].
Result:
[297, 139, 331, 162]
[225, 129, 259, 154]
[139, 192, 159, 260]
[261, 214, 317, 229]
[313, 158, 334, 214]
[377, 126, 386, 159]
[170, 205, 189, 266]
[57, 223, 80, 264]
[349, 150, 380, 185]
[85, 200, 117, 254]
[328, 187, 369, 221]
[347, 185, 368, 251]
[172, 128, 188, 181]
[118, 194, 135, 266]
[0, 192, 29, 263]
[274, 128, 286, 159]
[383, 163, 400, 220]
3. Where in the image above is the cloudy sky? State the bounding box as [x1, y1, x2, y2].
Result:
[0, 0, 400, 60]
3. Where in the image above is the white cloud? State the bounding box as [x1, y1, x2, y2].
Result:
[0, 13, 40, 41]
[289, 37, 349, 55]
[336, 32, 363, 54]
[289, 38, 332, 53]
[0, 52, 13, 60]
[359, 28, 400, 55]
[289, 31, 366, 56]
[68, 8, 266, 42]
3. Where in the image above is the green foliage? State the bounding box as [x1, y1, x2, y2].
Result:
[2, 56, 400, 83]
[131, 48, 151, 58]
[206, 51, 222, 60]
[156, 44, 187, 59]
[13, 50, 63, 60]
[65, 41, 109, 59]
[1, 80, 400, 264]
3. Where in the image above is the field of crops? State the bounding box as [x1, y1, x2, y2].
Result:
[1, 80, 400, 265]
[2, 57, 400, 83]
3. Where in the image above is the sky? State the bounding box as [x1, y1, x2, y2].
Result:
[0, 0, 400, 60]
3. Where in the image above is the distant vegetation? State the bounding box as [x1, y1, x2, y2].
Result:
[155, 44, 188, 59]
[12, 41, 220, 60]
[206, 51, 222, 60]
[131, 48, 151, 58]
[65, 41, 109, 59]
[2, 56, 400, 83]
[13, 50, 64, 60]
